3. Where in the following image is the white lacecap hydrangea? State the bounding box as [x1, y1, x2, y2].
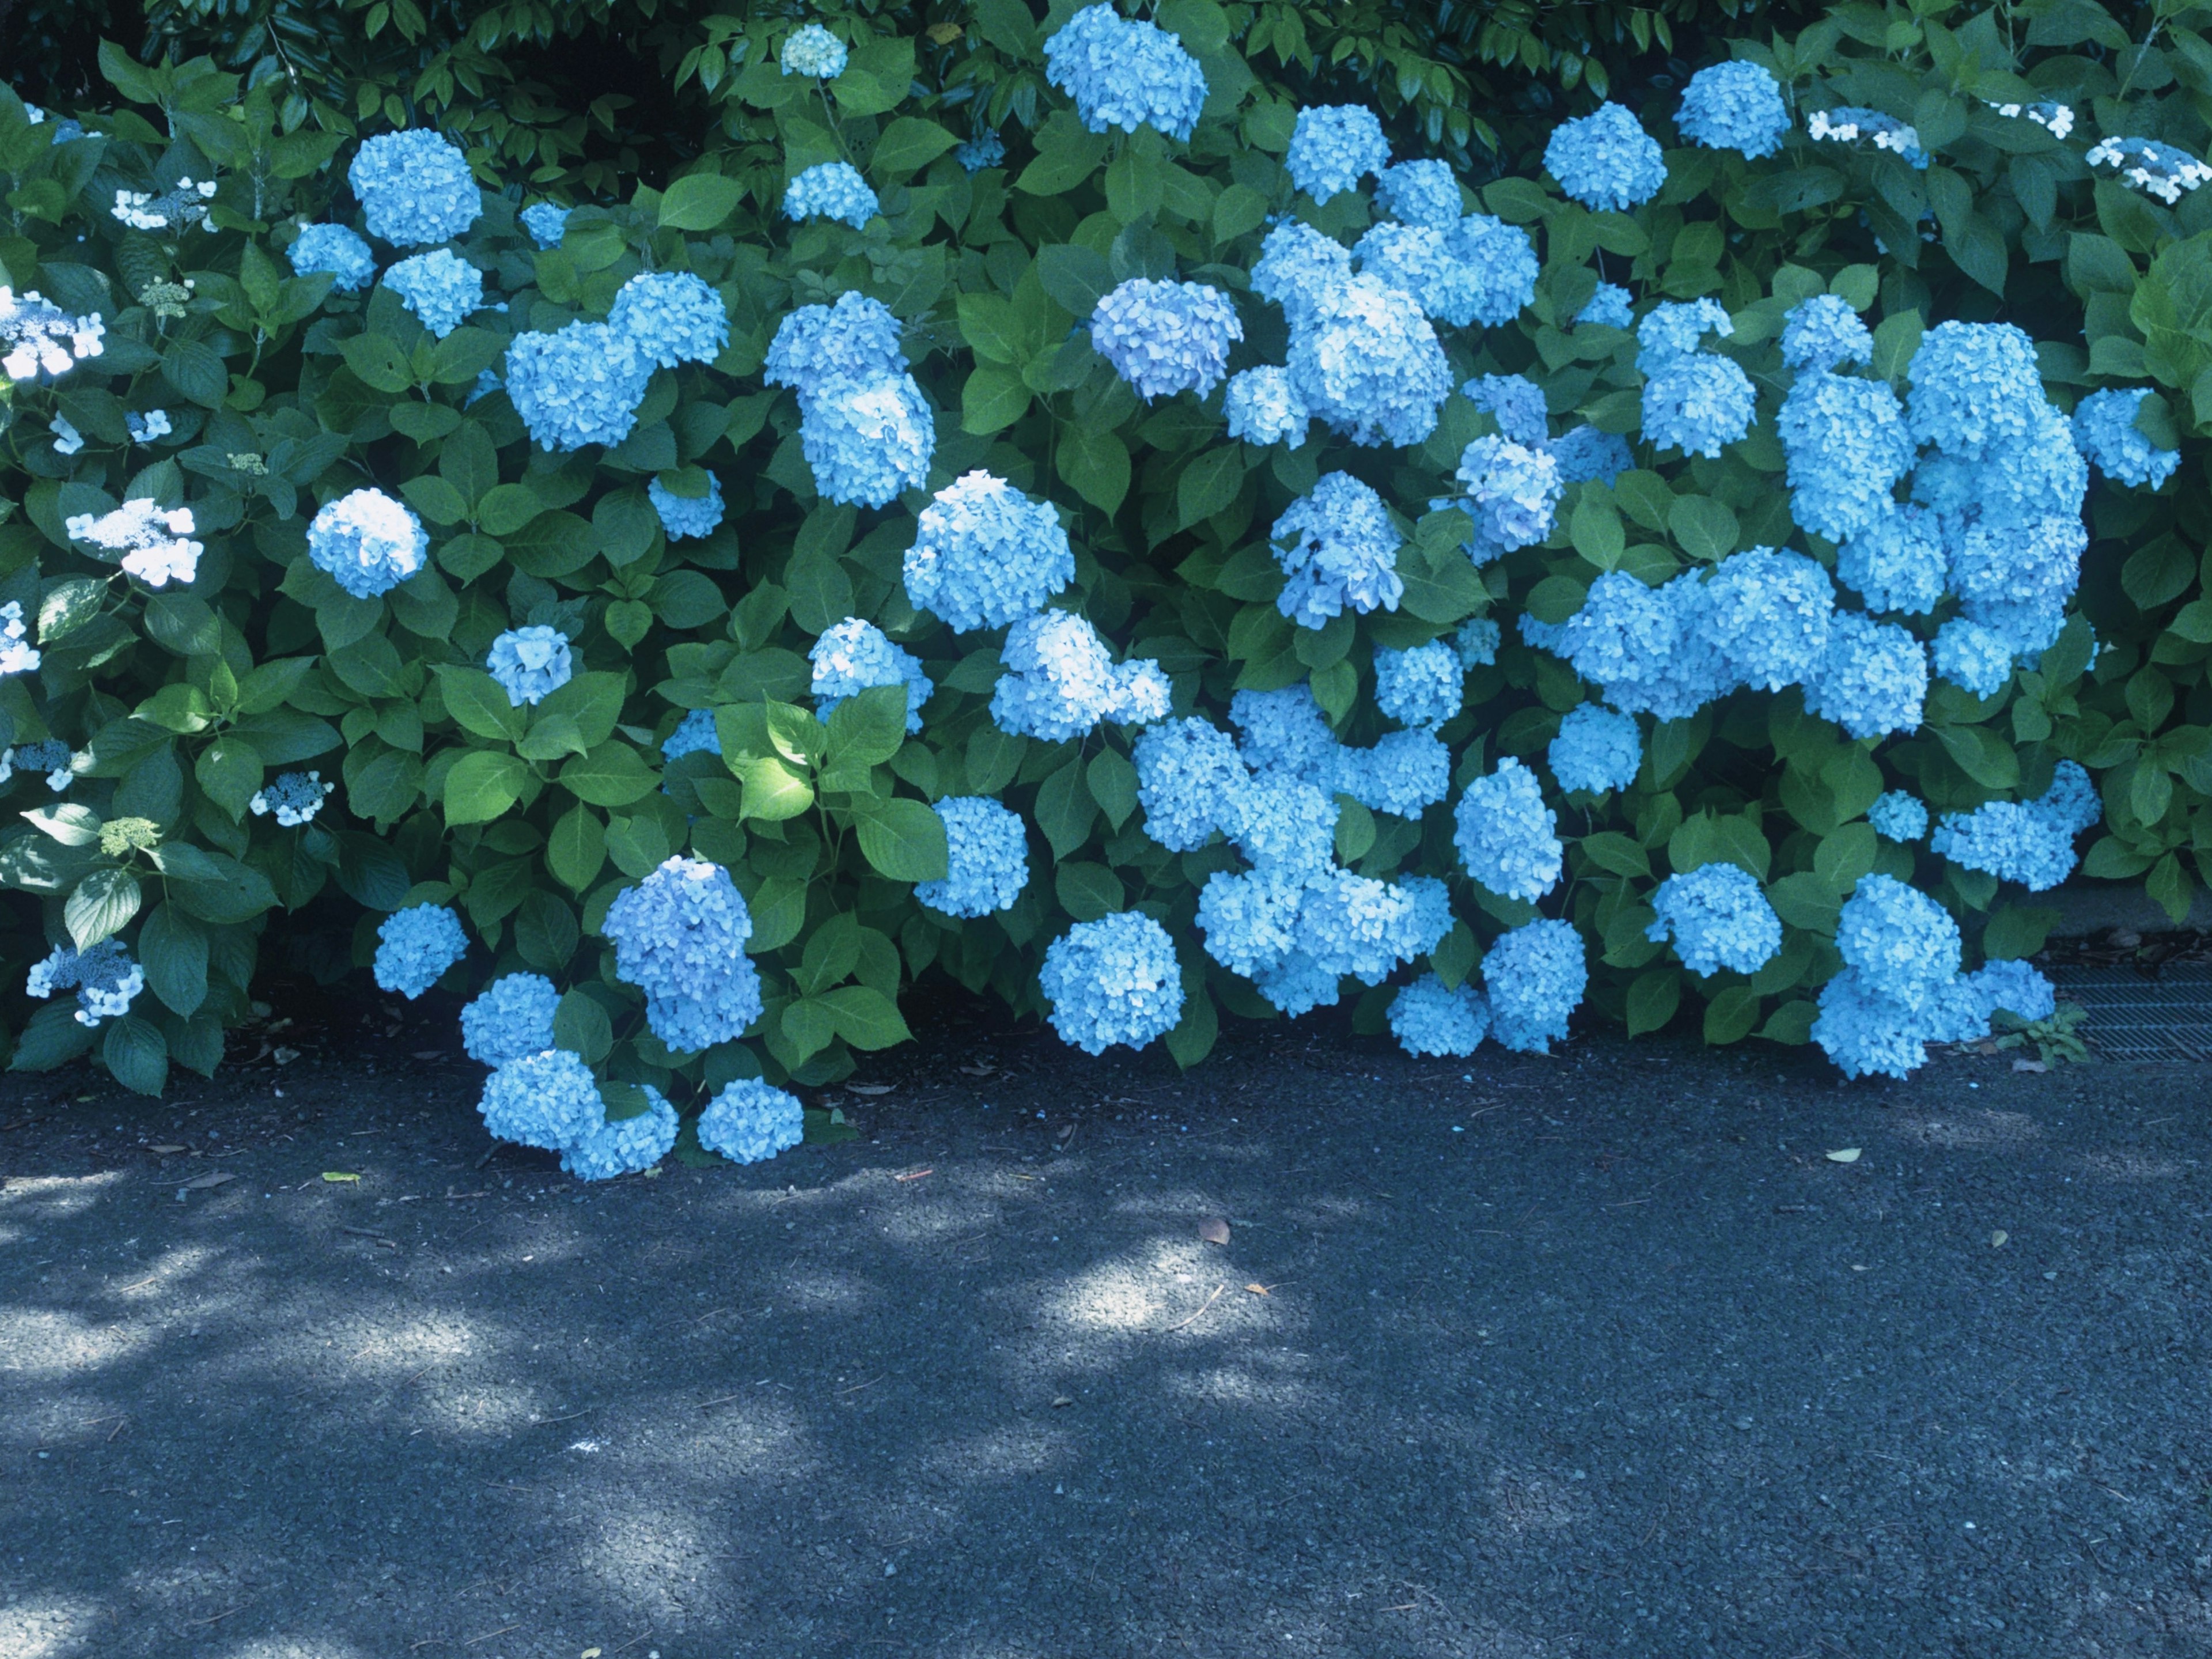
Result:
[903, 471, 1073, 632]
[479, 1047, 605, 1150]
[1484, 919, 1586, 1054]
[348, 128, 482, 246]
[1454, 758, 1562, 902]
[1806, 106, 1927, 166]
[289, 222, 377, 290]
[562, 1090, 679, 1181]
[915, 796, 1029, 917]
[1271, 471, 1405, 628]
[1375, 158, 1463, 228]
[1389, 974, 1491, 1057]
[1225, 366, 1310, 448]
[608, 271, 730, 369]
[604, 856, 763, 1054]
[0, 285, 104, 381]
[1544, 102, 1666, 210]
[374, 904, 468, 999]
[460, 972, 560, 1067]
[1868, 790, 1929, 842]
[698, 1078, 805, 1165]
[1039, 910, 1185, 1054]
[26, 940, 143, 1027]
[487, 625, 573, 707]
[1089, 279, 1241, 402]
[798, 372, 934, 507]
[1042, 3, 1207, 140]
[1646, 862, 1782, 977]
[1287, 105, 1390, 203]
[809, 617, 932, 733]
[50, 414, 81, 456]
[520, 202, 570, 249]
[991, 611, 1168, 741]
[13, 739, 70, 790]
[2086, 135, 2212, 204]
[649, 474, 725, 540]
[66, 498, 202, 588]
[1135, 718, 1251, 853]
[1548, 703, 1641, 794]
[1287, 274, 1452, 448]
[783, 161, 880, 228]
[384, 248, 482, 339]
[779, 22, 848, 78]
[1373, 642, 1462, 730]
[505, 323, 651, 452]
[249, 770, 331, 826]
[1675, 60, 1789, 158]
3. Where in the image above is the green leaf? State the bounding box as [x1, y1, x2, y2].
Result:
[852, 797, 950, 882]
[138, 902, 207, 1016]
[1578, 831, 1650, 878]
[827, 683, 911, 768]
[477, 484, 544, 537]
[1054, 861, 1123, 921]
[547, 806, 606, 891]
[1334, 794, 1376, 863]
[1931, 725, 2020, 790]
[1667, 495, 1739, 562]
[961, 365, 1029, 435]
[66, 866, 141, 949]
[1625, 968, 1680, 1037]
[817, 984, 911, 1049]
[10, 1002, 94, 1071]
[1430, 921, 1478, 990]
[734, 753, 814, 821]
[1570, 494, 1624, 570]
[1035, 242, 1114, 318]
[195, 736, 263, 821]
[400, 474, 469, 527]
[553, 988, 614, 1063]
[1982, 904, 2059, 960]
[870, 116, 959, 181]
[1177, 445, 1245, 529]
[1703, 984, 1762, 1045]
[434, 666, 527, 741]
[1087, 747, 1140, 831]
[101, 1015, 168, 1096]
[658, 172, 744, 230]
[444, 749, 528, 825]
[1057, 425, 1130, 513]
[1035, 757, 1098, 858]
[560, 742, 660, 807]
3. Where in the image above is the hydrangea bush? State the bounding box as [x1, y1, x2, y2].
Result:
[0, 3, 2205, 1146]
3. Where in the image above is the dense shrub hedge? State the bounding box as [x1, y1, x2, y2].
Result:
[1, 0, 2209, 1147]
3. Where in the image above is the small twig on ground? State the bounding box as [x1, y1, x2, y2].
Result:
[531, 1408, 593, 1426]
[610, 1633, 654, 1655]
[115, 1277, 158, 1293]
[462, 1626, 521, 1647]
[1160, 1284, 1225, 1334]
[698, 1392, 748, 1410]
[835, 1376, 880, 1395]
[183, 1604, 248, 1627]
[341, 1226, 399, 1249]
[107, 1418, 129, 1443]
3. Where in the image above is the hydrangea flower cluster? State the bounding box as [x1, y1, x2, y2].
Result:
[1549, 703, 1641, 793]
[1464, 373, 1548, 445]
[609, 271, 729, 369]
[1647, 862, 1782, 976]
[1225, 366, 1310, 447]
[1836, 875, 1959, 1006]
[784, 162, 880, 228]
[915, 796, 1030, 917]
[1287, 105, 1391, 202]
[1336, 729, 1452, 819]
[1455, 435, 1563, 556]
[505, 322, 652, 452]
[27, 940, 143, 1027]
[127, 409, 171, 444]
[1868, 790, 1928, 841]
[810, 618, 933, 733]
[1039, 911, 1185, 1053]
[1376, 159, 1461, 226]
[1777, 363, 1911, 543]
[384, 249, 482, 339]
[1548, 425, 1635, 486]
[478, 1047, 607, 1150]
[1808, 107, 1927, 166]
[1455, 618, 1501, 666]
[1933, 618, 2013, 698]
[955, 132, 1006, 171]
[0, 286, 104, 380]
[1676, 60, 1790, 157]
[460, 972, 560, 1066]
[1804, 612, 1929, 738]
[288, 223, 377, 291]
[1577, 283, 1635, 330]
[2086, 135, 2212, 203]
[1544, 103, 1666, 210]
[1781, 295, 1873, 373]
[991, 611, 1168, 740]
[780, 23, 848, 78]
[903, 471, 1073, 631]
[1699, 550, 1835, 693]
[487, 625, 574, 707]
[1042, 3, 1207, 140]
[67, 499, 202, 587]
[1454, 758, 1563, 902]
[1929, 763, 2102, 891]
[1251, 221, 1352, 325]
[766, 291, 906, 385]
[1135, 719, 1250, 852]
[1090, 280, 1241, 402]
[0, 600, 37, 677]
[309, 488, 427, 598]
[1483, 919, 1586, 1052]
[1836, 503, 1945, 615]
[604, 857, 763, 1054]
[1388, 974, 1490, 1056]
[1638, 301, 1755, 459]
[561, 1090, 679, 1181]
[1271, 472, 1405, 627]
[13, 740, 71, 789]
[249, 770, 332, 826]
[520, 203, 569, 248]
[374, 904, 468, 999]
[1373, 643, 1462, 730]
[661, 709, 721, 762]
[766, 296, 934, 508]
[348, 130, 481, 245]
[1285, 275, 1452, 448]
[649, 474, 725, 540]
[696, 1078, 805, 1164]
[2071, 387, 2180, 488]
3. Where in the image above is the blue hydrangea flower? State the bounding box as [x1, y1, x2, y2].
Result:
[1677, 60, 1789, 158]
[649, 474, 725, 541]
[955, 132, 1006, 172]
[12, 740, 70, 789]
[1225, 366, 1310, 447]
[289, 222, 376, 291]
[1040, 910, 1185, 1054]
[1454, 757, 1562, 902]
[2071, 387, 2180, 488]
[1334, 729, 1451, 818]
[1807, 106, 1927, 167]
[798, 373, 934, 507]
[810, 617, 931, 733]
[1090, 279, 1241, 402]
[1835, 874, 1959, 1009]
[1643, 354, 1756, 459]
[1906, 322, 2044, 458]
[781, 22, 848, 77]
[487, 625, 573, 707]
[903, 471, 1074, 632]
[309, 488, 427, 598]
[1934, 618, 2013, 698]
[383, 248, 481, 339]
[1376, 159, 1462, 227]
[1287, 105, 1390, 203]
[1868, 790, 1928, 841]
[1355, 218, 1536, 329]
[1389, 974, 1490, 1056]
[1251, 222, 1352, 326]
[1549, 703, 1641, 793]
[460, 972, 559, 1067]
[1647, 862, 1781, 976]
[991, 612, 1167, 741]
[1549, 425, 1635, 486]
[1456, 435, 1563, 555]
[1836, 502, 1945, 614]
[604, 856, 763, 1054]
[1544, 102, 1666, 210]
[1637, 298, 1733, 372]
[1555, 570, 1729, 721]
[1805, 612, 1926, 738]
[1697, 548, 1835, 694]
[1930, 800, 2077, 890]
[784, 162, 879, 228]
[1271, 472, 1405, 628]
[25, 940, 142, 1027]
[1576, 283, 1634, 330]
[1196, 868, 1305, 979]
[1912, 402, 2086, 535]
[1225, 776, 1339, 874]
[520, 202, 569, 248]
[697, 1078, 805, 1165]
[1464, 373, 1548, 446]
[916, 796, 1030, 916]
[349, 129, 480, 246]
[1287, 274, 1452, 448]
[2036, 759, 2101, 836]
[506, 322, 651, 452]
[1294, 871, 1442, 985]
[479, 1048, 605, 1150]
[1484, 918, 1586, 1054]
[1455, 618, 1501, 667]
[249, 770, 331, 826]
[765, 292, 906, 391]
[1943, 516, 2086, 653]
[609, 271, 729, 369]
[374, 904, 468, 999]
[1136, 718, 1249, 851]
[1255, 950, 1343, 1017]
[662, 709, 721, 762]
[1230, 684, 1342, 785]
[1043, 3, 1207, 141]
[1811, 968, 1937, 1080]
[2086, 134, 2212, 203]
[1971, 959, 2056, 1024]
[561, 1089, 678, 1181]
[1781, 294, 1873, 373]
[1373, 642, 1462, 729]
[1778, 371, 1911, 543]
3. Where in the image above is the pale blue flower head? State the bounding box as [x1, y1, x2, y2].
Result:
[991, 612, 1167, 741]
[1389, 974, 1491, 1056]
[697, 1079, 804, 1165]
[1970, 959, 2056, 1024]
[349, 129, 480, 246]
[2036, 760, 2102, 836]
[309, 487, 427, 598]
[383, 248, 482, 339]
[1835, 873, 1959, 1009]
[1781, 294, 1873, 373]
[1456, 435, 1563, 552]
[649, 474, 725, 540]
[1196, 868, 1304, 980]
[1930, 800, 2077, 890]
[374, 904, 468, 999]
[904, 471, 1073, 631]
[26, 940, 142, 1027]
[1464, 374, 1548, 446]
[798, 372, 934, 507]
[1287, 274, 1452, 447]
[916, 796, 1030, 917]
[561, 1090, 678, 1181]
[1039, 911, 1185, 1054]
[781, 22, 848, 78]
[662, 709, 721, 762]
[289, 222, 376, 291]
[1933, 618, 2013, 698]
[1836, 501, 1945, 615]
[1455, 618, 1502, 667]
[955, 132, 1006, 172]
[609, 270, 729, 369]
[1251, 221, 1352, 326]
[1555, 570, 1729, 721]
[1550, 425, 1635, 486]
[505, 322, 651, 452]
[1135, 719, 1251, 852]
[1544, 103, 1666, 210]
[1643, 354, 1756, 458]
[1294, 870, 1443, 985]
[520, 202, 569, 248]
[1677, 60, 1789, 158]
[1944, 517, 2085, 652]
[1811, 967, 1935, 1080]
[1637, 299, 1733, 372]
[1484, 918, 1586, 1054]
[810, 617, 931, 732]
[1090, 279, 1242, 401]
[1225, 366, 1310, 447]
[1778, 371, 1911, 543]
[765, 292, 907, 391]
[487, 624, 574, 707]
[1044, 3, 1207, 139]
[1805, 612, 1926, 738]
[2071, 387, 2180, 488]
[1373, 642, 1463, 729]
[1907, 321, 2044, 458]
[1868, 790, 1928, 841]
[460, 972, 559, 1067]
[1230, 684, 1342, 785]
[1454, 757, 1562, 902]
[1576, 283, 1634, 330]
[604, 856, 762, 1054]
[1548, 703, 1641, 794]
[1288, 105, 1390, 203]
[1332, 729, 1450, 818]
[249, 770, 331, 826]
[1647, 862, 1781, 976]
[1225, 776, 1338, 874]
[479, 1048, 604, 1151]
[784, 161, 879, 228]
[1697, 548, 1834, 693]
[1355, 218, 1535, 329]
[1255, 951, 1343, 1018]
[1376, 159, 1462, 227]
[1271, 471, 1405, 628]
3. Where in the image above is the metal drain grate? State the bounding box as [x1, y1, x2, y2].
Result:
[2046, 965, 2212, 1062]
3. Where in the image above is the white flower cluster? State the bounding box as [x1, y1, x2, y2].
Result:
[66, 500, 203, 588]
[112, 177, 217, 232]
[1, 287, 104, 380]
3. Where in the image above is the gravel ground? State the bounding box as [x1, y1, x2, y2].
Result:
[2, 1009, 2209, 1659]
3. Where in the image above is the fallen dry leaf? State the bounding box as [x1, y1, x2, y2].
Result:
[1991, 1230, 2009, 1248]
[179, 1171, 236, 1191]
[149, 1144, 186, 1155]
[957, 1063, 994, 1077]
[1824, 1148, 1862, 1164]
[272, 1047, 300, 1065]
[1050, 1395, 1074, 1408]
[1244, 1283, 1270, 1297]
[1198, 1217, 1231, 1245]
[2011, 1058, 2048, 1073]
[411, 1050, 442, 1060]
[321, 1171, 362, 1183]
[582, 1650, 603, 1658]
[845, 1082, 892, 1096]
